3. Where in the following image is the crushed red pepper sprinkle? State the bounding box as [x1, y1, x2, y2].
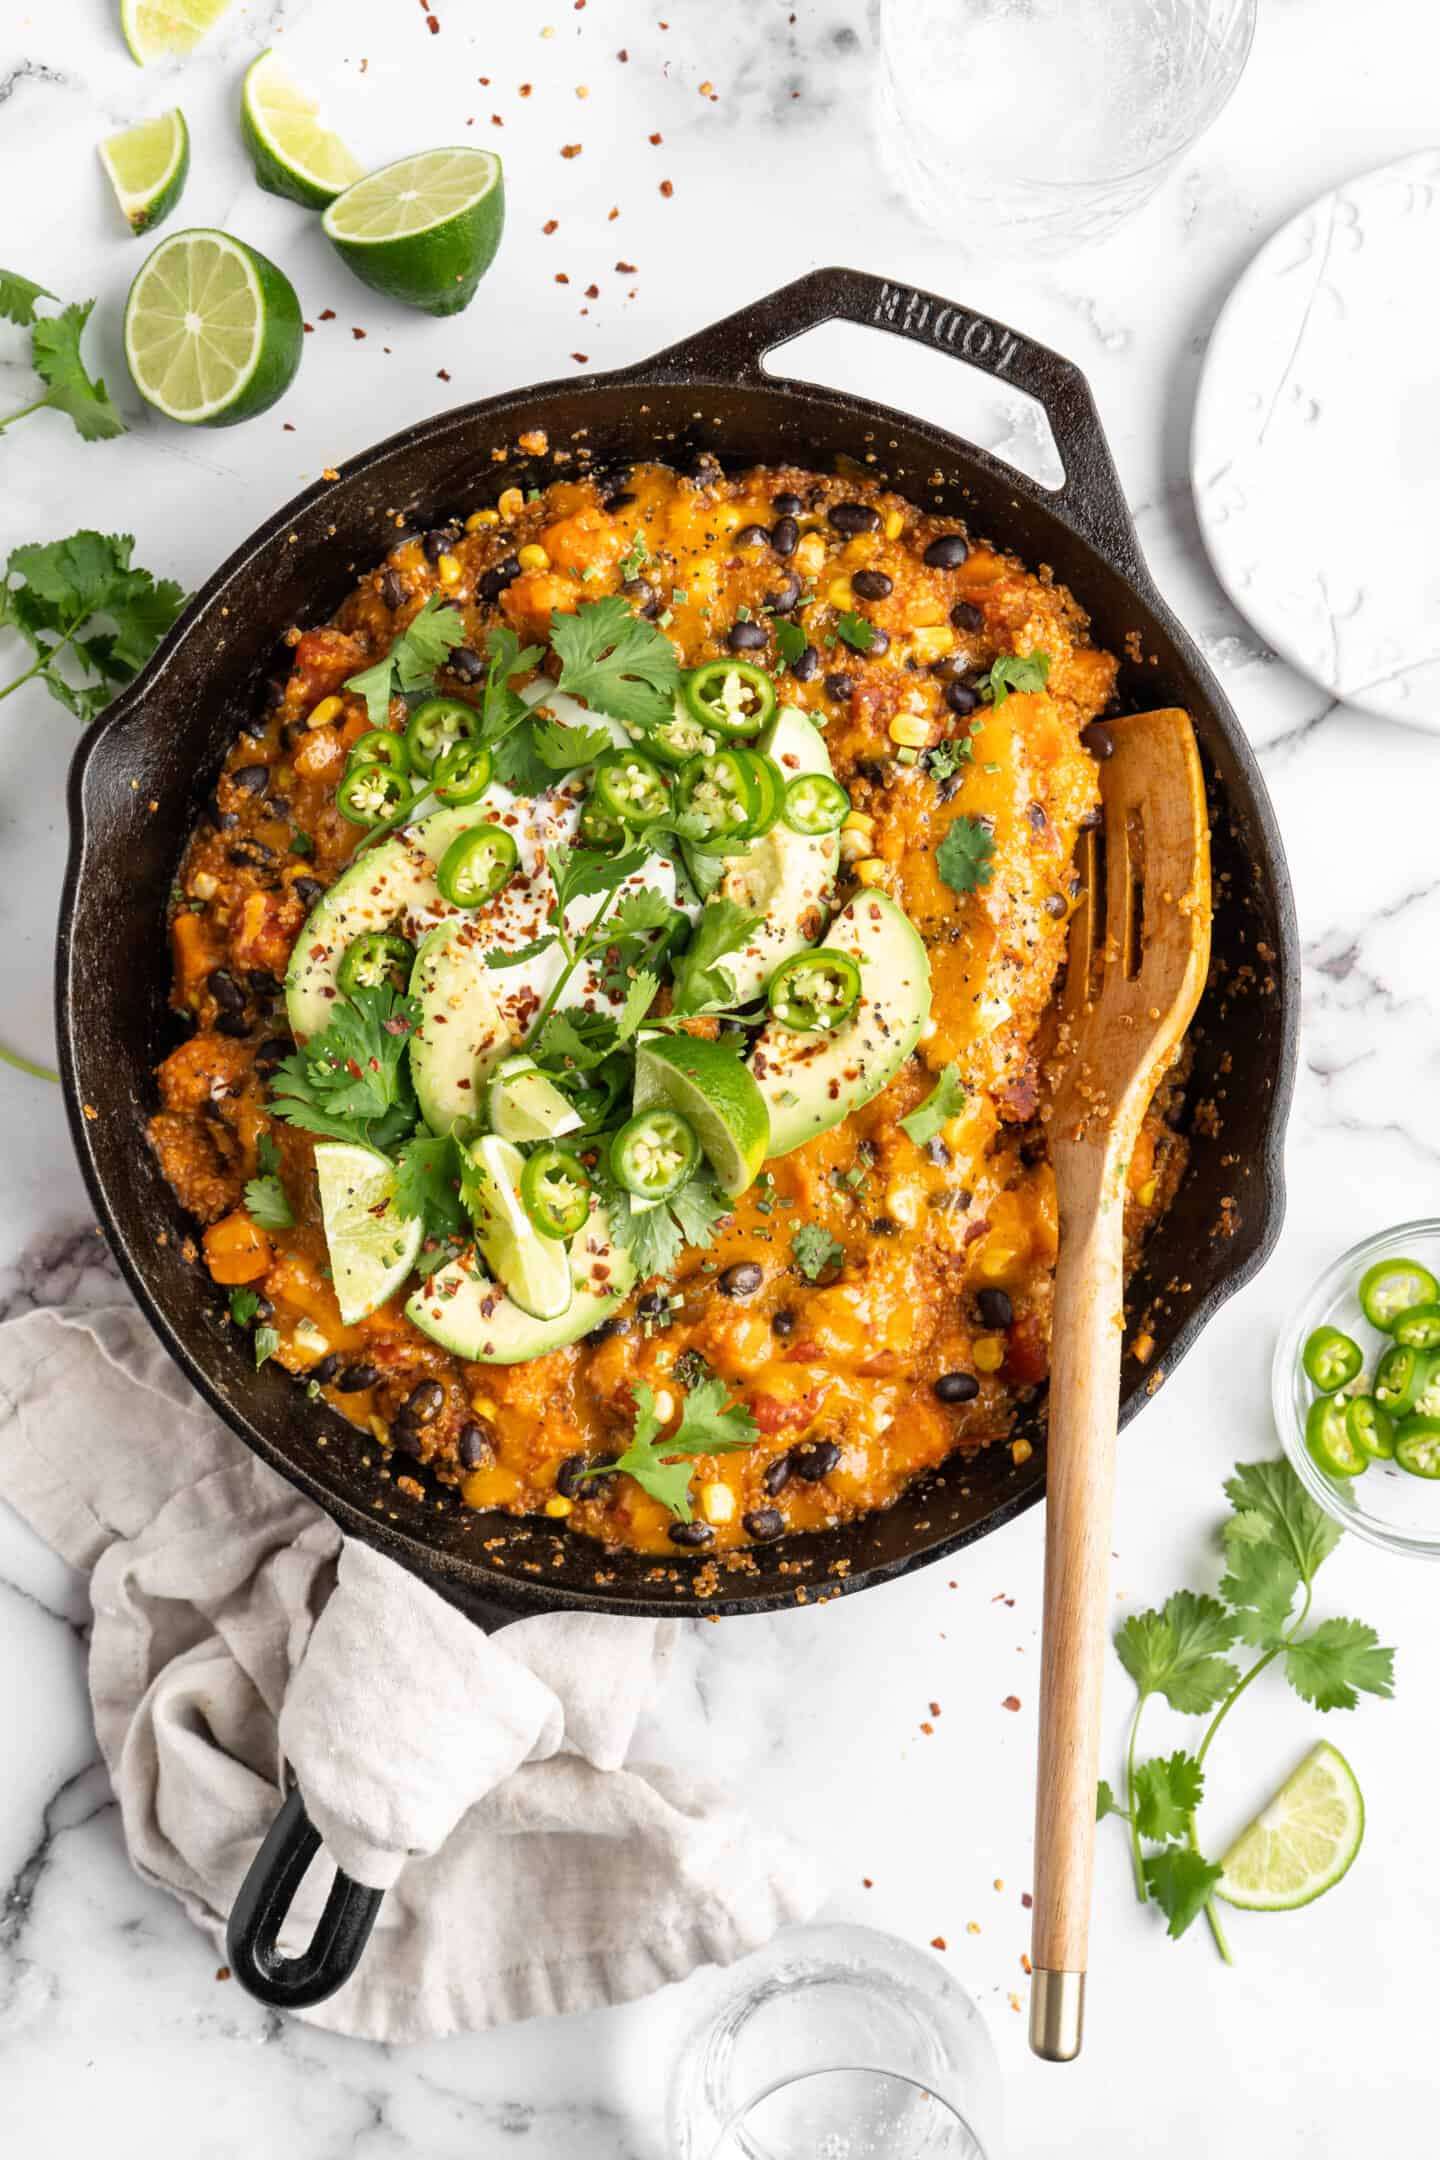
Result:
[1002, 1695, 1021, 1711]
[561, 143, 583, 158]
[543, 219, 559, 234]
[659, 179, 674, 197]
[319, 308, 336, 321]
[616, 259, 637, 272]
[930, 1936, 946, 1951]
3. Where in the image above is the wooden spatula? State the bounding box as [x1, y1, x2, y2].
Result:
[1029, 707, 1211, 2062]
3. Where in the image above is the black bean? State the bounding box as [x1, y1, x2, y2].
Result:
[403, 1379, 445, 1425]
[865, 627, 891, 657]
[792, 1438, 841, 1482]
[855, 758, 886, 786]
[231, 764, 270, 795]
[977, 1287, 1014, 1330]
[216, 809, 239, 833]
[264, 676, 287, 710]
[717, 1261, 764, 1298]
[602, 489, 637, 510]
[294, 876, 326, 908]
[422, 528, 454, 563]
[637, 1292, 671, 1329]
[852, 568, 893, 601]
[477, 555, 520, 600]
[825, 672, 855, 703]
[924, 533, 970, 570]
[256, 1035, 291, 1071]
[669, 1520, 716, 1549]
[934, 1371, 980, 1404]
[449, 644, 485, 684]
[381, 569, 407, 610]
[457, 1421, 493, 1470]
[311, 1353, 342, 1385]
[924, 1135, 952, 1167]
[770, 515, 800, 557]
[743, 1508, 785, 1543]
[936, 770, 965, 804]
[789, 644, 821, 682]
[247, 969, 280, 995]
[229, 841, 276, 866]
[944, 680, 980, 718]
[763, 574, 802, 614]
[215, 1013, 251, 1038]
[1044, 893, 1068, 919]
[1027, 802, 1048, 831]
[771, 493, 803, 517]
[623, 576, 660, 618]
[556, 1453, 590, 1500]
[728, 619, 768, 653]
[335, 1362, 380, 1393]
[869, 1216, 901, 1238]
[830, 501, 881, 535]
[208, 968, 245, 1015]
[950, 600, 984, 633]
[734, 524, 771, 550]
[391, 1420, 425, 1460]
[763, 1454, 793, 1496]
[1081, 723, 1116, 761]
[586, 1314, 631, 1345]
[770, 1309, 796, 1340]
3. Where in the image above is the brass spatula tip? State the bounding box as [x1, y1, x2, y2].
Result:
[1029, 1967, 1085, 2062]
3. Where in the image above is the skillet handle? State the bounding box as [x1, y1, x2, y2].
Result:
[641, 264, 1142, 576]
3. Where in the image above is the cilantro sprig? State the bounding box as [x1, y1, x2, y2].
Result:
[269, 983, 421, 1152]
[244, 1131, 294, 1229]
[898, 1066, 966, 1145]
[0, 273, 126, 442]
[791, 1222, 845, 1282]
[344, 595, 469, 724]
[578, 1373, 757, 1519]
[935, 815, 995, 895]
[981, 650, 1050, 706]
[549, 594, 679, 730]
[0, 531, 186, 724]
[1098, 1457, 1395, 1960]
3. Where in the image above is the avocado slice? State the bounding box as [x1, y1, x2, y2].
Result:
[284, 804, 490, 1041]
[405, 1209, 636, 1362]
[750, 890, 932, 1157]
[409, 920, 510, 1137]
[703, 705, 841, 1006]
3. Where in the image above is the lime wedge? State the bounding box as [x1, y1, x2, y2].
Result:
[121, 0, 233, 65]
[241, 50, 365, 209]
[322, 148, 504, 316]
[1216, 1742, 1364, 1911]
[488, 1056, 582, 1145]
[314, 1142, 423, 1325]
[633, 1037, 769, 1197]
[124, 228, 303, 426]
[462, 1136, 572, 1321]
[99, 108, 190, 233]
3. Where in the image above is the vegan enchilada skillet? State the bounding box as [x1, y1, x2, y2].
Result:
[56, 268, 1298, 2007]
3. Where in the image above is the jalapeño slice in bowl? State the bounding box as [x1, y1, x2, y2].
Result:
[520, 1145, 593, 1241]
[782, 770, 850, 836]
[337, 762, 415, 827]
[1358, 1255, 1440, 1331]
[431, 739, 493, 805]
[1345, 1393, 1395, 1462]
[337, 930, 416, 997]
[592, 747, 672, 825]
[1394, 1417, 1440, 1479]
[1392, 1302, 1440, 1351]
[1301, 1324, 1364, 1393]
[682, 658, 777, 739]
[767, 949, 863, 1033]
[676, 747, 762, 842]
[406, 695, 481, 775]
[349, 728, 411, 774]
[1305, 1395, 1367, 1479]
[1374, 1342, 1439, 1417]
[610, 1106, 700, 1203]
[437, 823, 518, 907]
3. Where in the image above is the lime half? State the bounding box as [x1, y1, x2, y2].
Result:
[463, 1136, 572, 1321]
[488, 1056, 581, 1145]
[241, 50, 365, 209]
[314, 1142, 423, 1324]
[99, 108, 190, 233]
[121, 0, 234, 65]
[124, 228, 303, 426]
[322, 148, 504, 316]
[1217, 1742, 1364, 1911]
[633, 1037, 769, 1198]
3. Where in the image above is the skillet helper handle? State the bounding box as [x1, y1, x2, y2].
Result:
[1028, 1145, 1127, 2062]
[642, 264, 1141, 572]
[226, 1785, 383, 2011]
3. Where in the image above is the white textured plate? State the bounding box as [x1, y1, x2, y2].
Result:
[1193, 150, 1440, 727]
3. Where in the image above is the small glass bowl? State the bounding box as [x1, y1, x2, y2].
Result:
[1274, 1218, 1440, 1561]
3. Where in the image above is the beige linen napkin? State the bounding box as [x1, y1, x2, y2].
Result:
[0, 1303, 826, 2042]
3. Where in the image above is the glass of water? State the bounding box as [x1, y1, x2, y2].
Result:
[668, 1925, 1003, 2159]
[876, 0, 1257, 256]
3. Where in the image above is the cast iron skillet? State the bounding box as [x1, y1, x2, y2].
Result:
[56, 267, 1298, 2011]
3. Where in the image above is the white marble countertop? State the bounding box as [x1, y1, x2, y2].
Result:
[3, 2, 1438, 2153]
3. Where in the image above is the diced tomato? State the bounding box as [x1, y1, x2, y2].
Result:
[1005, 1313, 1048, 1387]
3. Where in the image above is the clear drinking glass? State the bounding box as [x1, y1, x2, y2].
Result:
[668, 1925, 1003, 2160]
[876, 0, 1257, 257]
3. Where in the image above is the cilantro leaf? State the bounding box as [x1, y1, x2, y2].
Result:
[344, 596, 467, 723]
[342, 653, 398, 727]
[982, 651, 1051, 706]
[485, 934, 558, 971]
[670, 898, 763, 1016]
[834, 612, 876, 653]
[550, 595, 679, 729]
[615, 968, 661, 1043]
[578, 1373, 756, 1520]
[244, 1173, 294, 1230]
[665, 1170, 731, 1250]
[1285, 1619, 1396, 1712]
[898, 1066, 966, 1145]
[269, 984, 420, 1149]
[1095, 1779, 1124, 1822]
[254, 1324, 281, 1371]
[1219, 1536, 1301, 1648]
[603, 1162, 731, 1281]
[0, 268, 54, 326]
[791, 1222, 845, 1282]
[29, 301, 126, 442]
[1115, 1591, 1240, 1713]
[1223, 1458, 1340, 1586]
[773, 617, 809, 669]
[489, 722, 553, 796]
[531, 714, 614, 770]
[1142, 1848, 1224, 1941]
[1132, 1751, 1205, 1842]
[673, 1372, 759, 1458]
[228, 1287, 261, 1327]
[0, 531, 185, 723]
[605, 885, 676, 941]
[392, 1130, 467, 1240]
[935, 815, 996, 896]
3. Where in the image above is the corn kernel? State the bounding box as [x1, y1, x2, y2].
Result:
[888, 712, 932, 749]
[518, 543, 550, 572]
[307, 693, 345, 730]
[1011, 1438, 1034, 1467]
[909, 625, 955, 660]
[853, 857, 887, 887]
[884, 509, 905, 540]
[884, 1180, 920, 1229]
[545, 1495, 574, 1518]
[437, 551, 464, 587]
[700, 1481, 735, 1525]
[652, 1387, 677, 1423]
[190, 870, 219, 901]
[469, 1394, 498, 1419]
[839, 828, 870, 863]
[978, 1244, 1018, 1280]
[972, 1335, 1006, 1373]
[466, 509, 500, 531]
[1138, 1177, 1158, 1208]
[497, 486, 525, 520]
[368, 1415, 390, 1446]
[841, 810, 875, 838]
[795, 532, 826, 577]
[827, 576, 854, 609]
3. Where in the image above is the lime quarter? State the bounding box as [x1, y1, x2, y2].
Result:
[1216, 1741, 1365, 1911]
[462, 1136, 573, 1321]
[241, 50, 365, 209]
[314, 1142, 424, 1325]
[98, 108, 190, 233]
[633, 1037, 769, 1198]
[123, 228, 303, 426]
[121, 0, 234, 65]
[322, 148, 504, 316]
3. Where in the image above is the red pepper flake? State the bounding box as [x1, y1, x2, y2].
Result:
[561, 143, 583, 159]
[478, 74, 490, 84]
[648, 131, 662, 144]
[492, 114, 504, 126]
[282, 421, 295, 431]
[437, 368, 451, 381]
[543, 218, 559, 234]
[919, 1721, 933, 1736]
[215, 1966, 231, 1982]
[930, 1936, 947, 1952]
[572, 352, 589, 363]
[319, 308, 336, 321]
[617, 47, 628, 60]
[520, 82, 532, 96]
[352, 327, 367, 339]
[302, 321, 314, 333]
[659, 179, 674, 198]
[616, 259, 636, 273]
[1022, 1891, 1033, 1908]
[584, 282, 599, 298]
[862, 1877, 873, 1889]
[555, 272, 570, 284]
[1002, 1695, 1021, 1712]
[929, 1701, 941, 1717]
[1021, 1952, 1033, 1974]
[607, 206, 619, 220]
